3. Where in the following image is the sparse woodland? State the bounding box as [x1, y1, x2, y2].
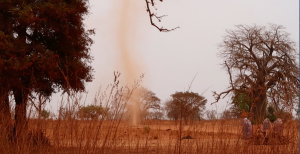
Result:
[0, 0, 298, 153]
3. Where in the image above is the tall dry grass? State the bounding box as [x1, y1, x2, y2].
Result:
[0, 75, 298, 153]
[11, 118, 297, 153]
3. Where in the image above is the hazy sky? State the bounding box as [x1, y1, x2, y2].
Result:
[49, 0, 299, 114]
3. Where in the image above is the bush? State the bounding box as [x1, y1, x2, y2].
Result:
[41, 110, 50, 119]
[143, 126, 150, 134]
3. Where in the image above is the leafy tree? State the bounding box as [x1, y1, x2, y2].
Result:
[78, 105, 106, 120]
[164, 91, 207, 123]
[164, 98, 179, 120]
[213, 24, 299, 122]
[164, 98, 177, 120]
[0, 0, 95, 140]
[150, 111, 164, 120]
[130, 87, 161, 120]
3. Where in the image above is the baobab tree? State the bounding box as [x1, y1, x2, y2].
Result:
[213, 24, 299, 122]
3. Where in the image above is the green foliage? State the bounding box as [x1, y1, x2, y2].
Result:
[267, 106, 275, 115]
[40, 109, 50, 119]
[231, 92, 251, 113]
[264, 105, 276, 122]
[221, 92, 252, 119]
[268, 115, 276, 122]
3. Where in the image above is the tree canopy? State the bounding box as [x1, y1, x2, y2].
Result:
[0, 0, 94, 140]
[78, 105, 107, 120]
[165, 91, 207, 122]
[214, 24, 299, 122]
[129, 87, 161, 120]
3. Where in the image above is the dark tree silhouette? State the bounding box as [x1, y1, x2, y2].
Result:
[0, 0, 94, 141]
[213, 24, 299, 122]
[0, 88, 11, 135]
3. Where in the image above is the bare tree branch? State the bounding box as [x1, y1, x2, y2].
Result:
[145, 0, 179, 32]
[188, 73, 198, 92]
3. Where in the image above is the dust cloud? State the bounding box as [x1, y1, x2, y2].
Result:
[117, 0, 146, 125]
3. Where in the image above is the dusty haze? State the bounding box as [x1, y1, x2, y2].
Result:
[117, 0, 145, 125]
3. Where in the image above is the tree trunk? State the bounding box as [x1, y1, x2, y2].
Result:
[0, 90, 11, 121]
[252, 91, 267, 124]
[13, 89, 29, 143]
[0, 89, 12, 139]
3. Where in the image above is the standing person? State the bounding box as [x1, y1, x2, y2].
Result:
[262, 118, 272, 144]
[263, 118, 272, 132]
[242, 117, 252, 139]
[273, 118, 283, 136]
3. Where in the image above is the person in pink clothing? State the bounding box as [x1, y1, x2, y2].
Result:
[273, 118, 283, 136]
[242, 117, 252, 139]
[263, 118, 272, 132]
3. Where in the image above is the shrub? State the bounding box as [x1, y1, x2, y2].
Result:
[143, 126, 150, 134]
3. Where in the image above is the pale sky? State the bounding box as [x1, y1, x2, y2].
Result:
[49, 0, 299, 115]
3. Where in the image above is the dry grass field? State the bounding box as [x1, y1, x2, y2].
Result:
[1, 118, 297, 154]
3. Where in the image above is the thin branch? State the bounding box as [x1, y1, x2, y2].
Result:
[201, 85, 213, 96]
[145, 0, 179, 32]
[187, 73, 198, 92]
[212, 89, 234, 105]
[225, 61, 234, 89]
